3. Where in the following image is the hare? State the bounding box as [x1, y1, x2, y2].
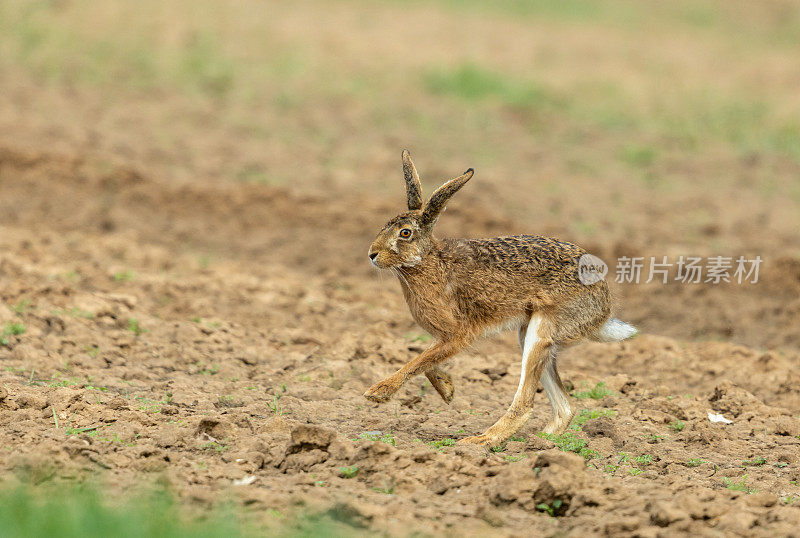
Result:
[365, 150, 637, 447]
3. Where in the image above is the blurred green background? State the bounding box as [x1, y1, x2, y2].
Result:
[2, 0, 799, 255]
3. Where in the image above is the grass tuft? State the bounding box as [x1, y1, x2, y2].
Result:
[538, 431, 598, 460]
[572, 382, 614, 400]
[338, 466, 358, 479]
[536, 498, 563, 517]
[723, 474, 756, 494]
[127, 318, 145, 335]
[570, 408, 616, 430]
[668, 420, 685, 432]
[1, 322, 27, 346]
[428, 438, 456, 449]
[358, 432, 396, 446]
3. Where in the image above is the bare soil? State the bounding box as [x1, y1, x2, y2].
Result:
[2, 141, 800, 536]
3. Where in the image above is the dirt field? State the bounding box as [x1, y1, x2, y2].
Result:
[2, 1, 800, 536]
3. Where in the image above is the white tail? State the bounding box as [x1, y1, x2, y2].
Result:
[594, 318, 638, 342]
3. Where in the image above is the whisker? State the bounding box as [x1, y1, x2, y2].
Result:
[392, 267, 410, 288]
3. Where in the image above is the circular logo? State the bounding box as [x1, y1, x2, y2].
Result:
[578, 253, 608, 285]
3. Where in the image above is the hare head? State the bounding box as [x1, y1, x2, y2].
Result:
[368, 150, 473, 269]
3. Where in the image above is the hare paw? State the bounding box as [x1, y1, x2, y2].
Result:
[363, 377, 401, 403]
[542, 413, 573, 435]
[541, 422, 559, 435]
[457, 434, 500, 448]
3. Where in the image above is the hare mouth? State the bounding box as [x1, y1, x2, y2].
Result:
[369, 255, 420, 270]
[370, 257, 392, 269]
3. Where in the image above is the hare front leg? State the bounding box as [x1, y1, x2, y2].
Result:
[425, 366, 455, 403]
[459, 314, 553, 447]
[364, 338, 468, 403]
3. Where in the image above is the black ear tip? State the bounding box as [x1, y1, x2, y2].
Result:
[466, 168, 474, 176]
[402, 148, 410, 157]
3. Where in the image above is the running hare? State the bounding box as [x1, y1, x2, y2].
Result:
[365, 150, 637, 446]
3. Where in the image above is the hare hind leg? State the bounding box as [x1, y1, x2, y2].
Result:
[540, 355, 572, 434]
[538, 289, 611, 434]
[521, 316, 572, 434]
[459, 314, 552, 447]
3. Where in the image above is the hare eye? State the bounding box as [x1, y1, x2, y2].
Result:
[399, 228, 412, 239]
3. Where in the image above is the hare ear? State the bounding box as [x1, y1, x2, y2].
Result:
[402, 149, 423, 211]
[421, 168, 474, 227]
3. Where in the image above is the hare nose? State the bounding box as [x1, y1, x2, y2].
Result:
[369, 252, 378, 261]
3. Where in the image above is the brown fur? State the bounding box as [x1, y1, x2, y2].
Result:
[365, 150, 621, 447]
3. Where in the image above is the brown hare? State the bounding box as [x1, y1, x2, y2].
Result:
[365, 150, 637, 447]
